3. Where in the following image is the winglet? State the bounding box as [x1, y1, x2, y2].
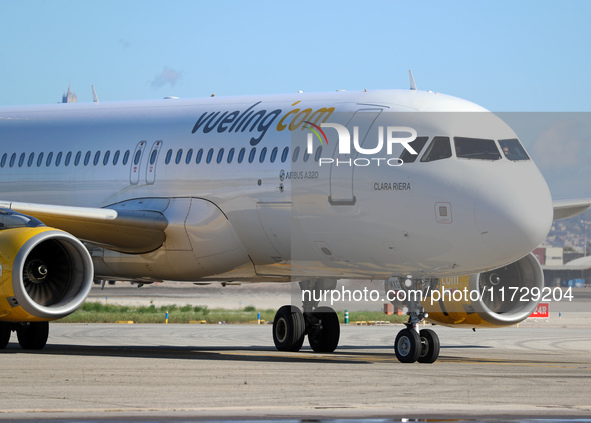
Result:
[409, 70, 417, 91]
[91, 85, 99, 103]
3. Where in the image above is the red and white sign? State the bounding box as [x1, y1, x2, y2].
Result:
[530, 302, 549, 318]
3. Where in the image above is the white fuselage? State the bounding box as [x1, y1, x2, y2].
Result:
[0, 89, 553, 282]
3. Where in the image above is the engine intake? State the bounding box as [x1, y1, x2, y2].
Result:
[388, 253, 545, 328]
[469, 252, 544, 326]
[0, 227, 94, 321]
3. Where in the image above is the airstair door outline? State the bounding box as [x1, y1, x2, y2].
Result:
[146, 140, 163, 185]
[129, 141, 147, 185]
[329, 109, 382, 205]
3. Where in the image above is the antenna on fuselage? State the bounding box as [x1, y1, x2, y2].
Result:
[409, 70, 417, 90]
[91, 85, 99, 103]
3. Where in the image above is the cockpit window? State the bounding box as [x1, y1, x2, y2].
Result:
[454, 137, 501, 160]
[499, 138, 530, 161]
[420, 137, 452, 162]
[399, 136, 428, 163]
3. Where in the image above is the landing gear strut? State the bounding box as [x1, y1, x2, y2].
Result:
[392, 276, 440, 363]
[272, 278, 340, 353]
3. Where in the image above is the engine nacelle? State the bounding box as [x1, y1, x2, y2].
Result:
[0, 224, 93, 322]
[424, 253, 544, 328]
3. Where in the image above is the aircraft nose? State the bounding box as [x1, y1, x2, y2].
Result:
[474, 165, 553, 261]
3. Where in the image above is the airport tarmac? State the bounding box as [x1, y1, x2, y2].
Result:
[0, 322, 590, 421]
[2, 282, 590, 421]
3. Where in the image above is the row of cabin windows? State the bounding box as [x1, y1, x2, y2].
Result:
[164, 146, 324, 165]
[0, 145, 325, 170]
[0, 150, 132, 168]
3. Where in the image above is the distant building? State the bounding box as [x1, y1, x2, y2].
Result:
[544, 246, 564, 266]
[62, 85, 77, 103]
[543, 255, 591, 287]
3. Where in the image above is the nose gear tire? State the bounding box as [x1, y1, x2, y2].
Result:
[395, 328, 421, 363]
[418, 328, 440, 363]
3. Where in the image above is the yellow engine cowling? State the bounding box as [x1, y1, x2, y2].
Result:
[0, 226, 94, 322]
[423, 253, 543, 328]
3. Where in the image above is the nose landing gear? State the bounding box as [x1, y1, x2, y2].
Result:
[391, 276, 441, 363]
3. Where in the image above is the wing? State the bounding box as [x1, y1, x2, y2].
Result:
[0, 201, 167, 254]
[553, 198, 591, 220]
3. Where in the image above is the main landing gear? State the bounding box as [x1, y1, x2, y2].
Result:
[273, 279, 340, 353]
[392, 276, 440, 363]
[0, 321, 49, 350]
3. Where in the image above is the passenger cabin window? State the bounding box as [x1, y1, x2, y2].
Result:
[270, 147, 278, 163]
[165, 149, 172, 164]
[206, 148, 214, 164]
[420, 137, 452, 162]
[454, 137, 501, 161]
[281, 147, 289, 163]
[185, 149, 193, 164]
[499, 138, 530, 161]
[122, 150, 130, 165]
[217, 148, 224, 163]
[113, 150, 120, 165]
[227, 148, 235, 163]
[314, 146, 322, 162]
[237, 148, 245, 163]
[46, 152, 53, 167]
[399, 136, 428, 163]
[196, 149, 203, 164]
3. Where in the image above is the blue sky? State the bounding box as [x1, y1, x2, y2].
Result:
[0, 0, 590, 197]
[0, 0, 589, 111]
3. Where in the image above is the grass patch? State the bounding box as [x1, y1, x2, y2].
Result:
[57, 302, 408, 324]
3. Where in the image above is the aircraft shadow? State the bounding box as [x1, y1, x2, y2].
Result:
[0, 342, 491, 364]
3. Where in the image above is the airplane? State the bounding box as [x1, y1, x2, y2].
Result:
[0, 77, 588, 363]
